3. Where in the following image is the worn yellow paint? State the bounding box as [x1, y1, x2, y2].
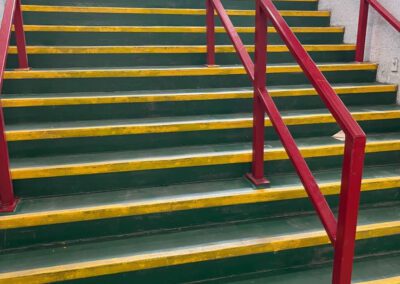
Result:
[10, 140, 400, 180]
[358, 277, 400, 284]
[7, 44, 356, 54]
[5, 109, 400, 141]
[17, 25, 344, 33]
[0, 221, 398, 284]
[1, 176, 399, 230]
[3, 63, 377, 79]
[2, 84, 395, 107]
[21, 5, 330, 17]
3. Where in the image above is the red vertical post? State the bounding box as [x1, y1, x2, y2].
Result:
[0, 105, 16, 212]
[0, 0, 19, 212]
[355, 0, 369, 62]
[206, 0, 216, 66]
[332, 136, 366, 284]
[13, 0, 29, 69]
[246, 0, 269, 187]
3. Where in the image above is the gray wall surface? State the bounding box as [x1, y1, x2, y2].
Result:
[0, 0, 4, 23]
[319, 0, 400, 102]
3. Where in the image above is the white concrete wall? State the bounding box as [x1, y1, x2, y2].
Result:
[319, 0, 400, 102]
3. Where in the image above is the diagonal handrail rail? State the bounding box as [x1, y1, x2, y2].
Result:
[356, 0, 400, 61]
[206, 0, 366, 283]
[0, 0, 29, 212]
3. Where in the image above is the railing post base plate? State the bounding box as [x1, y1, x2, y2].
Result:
[205, 64, 220, 68]
[0, 198, 19, 213]
[245, 173, 270, 189]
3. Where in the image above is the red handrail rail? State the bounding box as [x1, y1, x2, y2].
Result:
[356, 0, 400, 62]
[0, 0, 29, 212]
[206, 0, 366, 283]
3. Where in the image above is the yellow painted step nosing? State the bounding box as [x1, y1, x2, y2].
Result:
[358, 277, 400, 284]
[1, 176, 399, 230]
[2, 85, 396, 107]
[5, 110, 400, 141]
[10, 140, 400, 180]
[3, 63, 377, 79]
[0, 221, 398, 284]
[21, 5, 330, 17]
[7, 44, 356, 54]
[16, 25, 344, 33]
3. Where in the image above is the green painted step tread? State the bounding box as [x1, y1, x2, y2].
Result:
[2, 83, 395, 107]
[3, 44, 355, 68]
[19, 6, 330, 28]
[3, 62, 377, 79]
[211, 253, 400, 284]
[19, 0, 319, 12]
[8, 132, 400, 180]
[13, 25, 344, 46]
[20, 0, 319, 7]
[16, 25, 344, 33]
[1, 164, 399, 230]
[21, 5, 330, 16]
[7, 44, 356, 54]
[5, 105, 400, 141]
[0, 204, 399, 283]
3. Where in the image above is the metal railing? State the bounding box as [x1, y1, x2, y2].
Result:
[356, 0, 400, 62]
[206, 0, 367, 283]
[0, 0, 29, 212]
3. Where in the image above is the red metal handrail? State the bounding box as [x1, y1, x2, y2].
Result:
[356, 0, 400, 62]
[206, 0, 366, 283]
[0, 0, 29, 212]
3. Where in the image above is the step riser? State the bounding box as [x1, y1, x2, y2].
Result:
[6, 50, 353, 68]
[3, 92, 396, 124]
[22, 13, 330, 27]
[1, 190, 398, 252]
[2, 70, 376, 94]
[5, 124, 343, 158]
[7, 119, 400, 159]
[58, 235, 399, 284]
[20, 0, 319, 11]
[200, 254, 400, 284]
[11, 31, 344, 46]
[11, 151, 400, 198]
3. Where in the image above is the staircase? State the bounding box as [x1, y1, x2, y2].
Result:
[0, 0, 399, 282]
